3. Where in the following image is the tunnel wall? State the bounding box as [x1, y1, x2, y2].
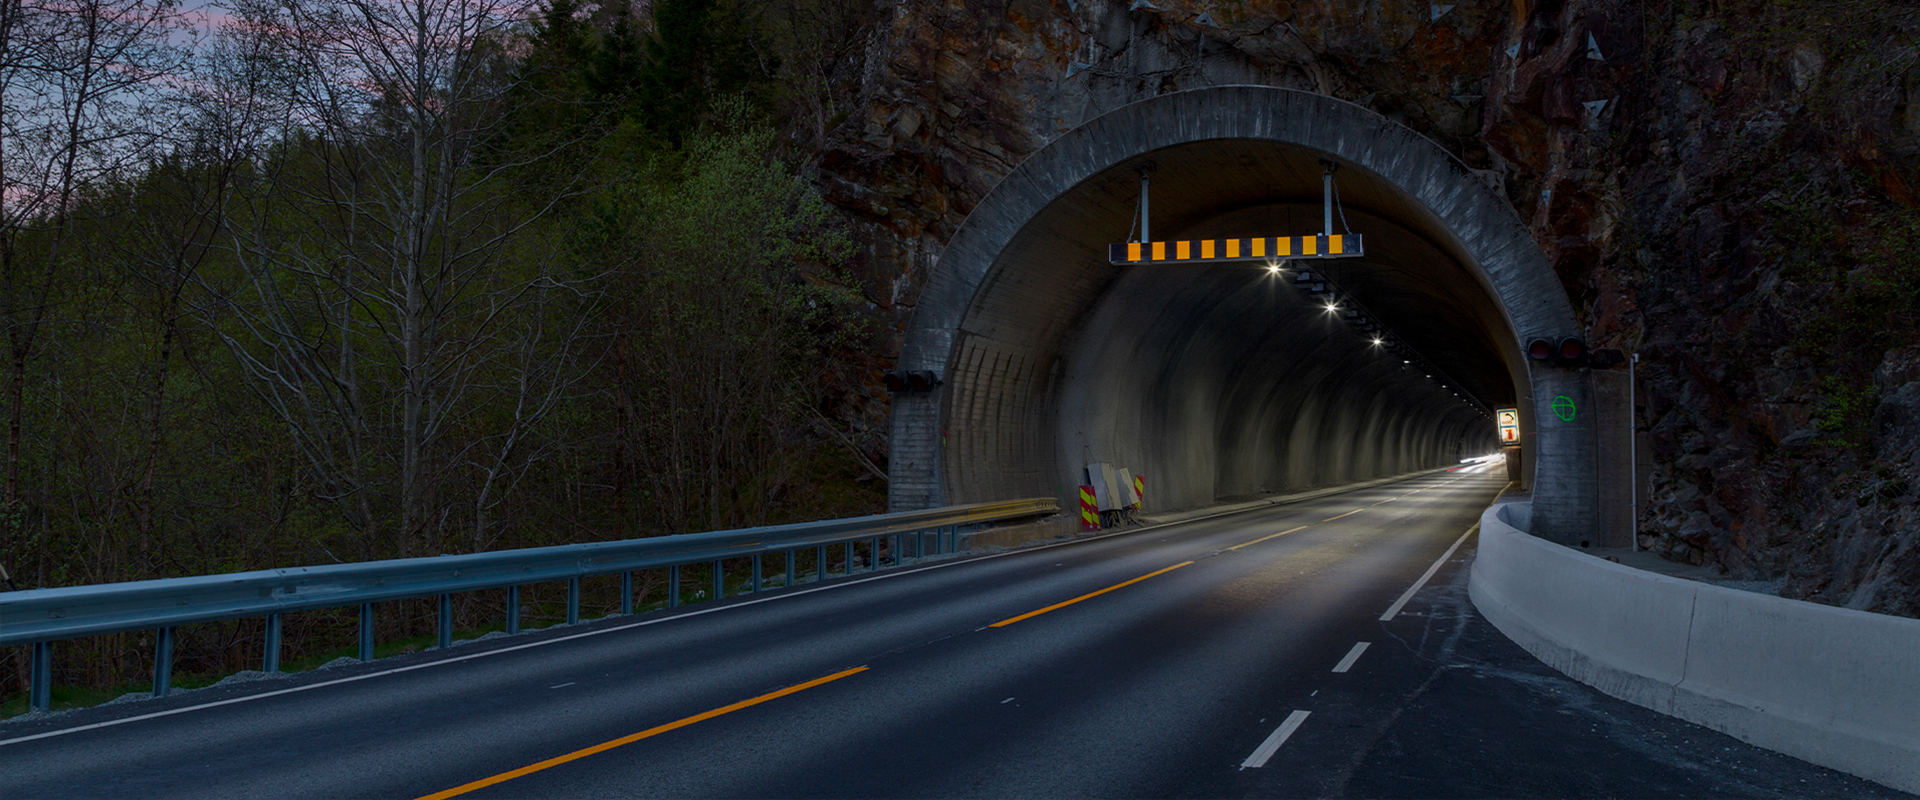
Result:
[891, 86, 1591, 539]
[1052, 210, 1497, 512]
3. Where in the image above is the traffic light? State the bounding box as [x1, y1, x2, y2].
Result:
[1526, 337, 1589, 367]
[1556, 337, 1587, 366]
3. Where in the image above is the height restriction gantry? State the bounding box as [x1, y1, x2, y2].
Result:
[1109, 160, 1365, 265]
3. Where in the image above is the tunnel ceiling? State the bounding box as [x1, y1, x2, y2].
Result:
[1009, 137, 1519, 414]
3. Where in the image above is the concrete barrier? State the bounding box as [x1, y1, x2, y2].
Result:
[1471, 501, 1920, 794]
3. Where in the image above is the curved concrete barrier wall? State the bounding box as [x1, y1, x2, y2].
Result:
[1470, 501, 1920, 793]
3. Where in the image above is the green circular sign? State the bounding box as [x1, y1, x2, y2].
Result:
[1551, 395, 1577, 422]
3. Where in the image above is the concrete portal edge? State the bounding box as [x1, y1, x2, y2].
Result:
[891, 85, 1594, 542]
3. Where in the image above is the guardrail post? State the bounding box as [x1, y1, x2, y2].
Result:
[870, 537, 881, 570]
[710, 560, 723, 600]
[264, 612, 283, 673]
[751, 554, 762, 593]
[358, 602, 375, 661]
[506, 585, 521, 635]
[785, 550, 796, 587]
[30, 641, 51, 711]
[668, 565, 680, 608]
[566, 578, 580, 625]
[845, 542, 855, 573]
[153, 626, 174, 697]
[620, 572, 633, 615]
[437, 594, 453, 649]
[816, 545, 826, 580]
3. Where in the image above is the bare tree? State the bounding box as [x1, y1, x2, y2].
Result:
[210, 0, 593, 557]
[0, 0, 186, 577]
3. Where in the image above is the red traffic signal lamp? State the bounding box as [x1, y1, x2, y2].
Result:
[1526, 337, 1589, 367]
[1556, 337, 1587, 364]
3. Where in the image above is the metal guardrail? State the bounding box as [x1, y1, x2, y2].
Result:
[1, 497, 1058, 712]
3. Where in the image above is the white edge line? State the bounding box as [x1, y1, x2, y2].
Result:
[0, 539, 1081, 748]
[1128, 467, 1459, 535]
[1330, 641, 1371, 673]
[1378, 522, 1479, 622]
[1240, 710, 1311, 769]
[2, 470, 1494, 748]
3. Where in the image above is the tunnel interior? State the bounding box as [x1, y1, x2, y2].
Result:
[936, 138, 1520, 512]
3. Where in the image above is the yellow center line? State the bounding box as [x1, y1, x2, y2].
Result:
[989, 562, 1194, 627]
[1322, 509, 1363, 522]
[1371, 497, 1398, 506]
[415, 666, 870, 800]
[1224, 525, 1308, 551]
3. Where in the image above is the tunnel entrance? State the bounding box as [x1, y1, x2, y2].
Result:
[889, 86, 1598, 544]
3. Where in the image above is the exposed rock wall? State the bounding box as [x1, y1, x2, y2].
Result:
[813, 0, 1920, 616]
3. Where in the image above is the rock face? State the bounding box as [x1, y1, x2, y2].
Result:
[813, 0, 1920, 616]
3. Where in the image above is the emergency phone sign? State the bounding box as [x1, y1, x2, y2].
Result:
[1496, 408, 1520, 444]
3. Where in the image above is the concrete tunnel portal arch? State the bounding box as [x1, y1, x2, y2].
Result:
[888, 86, 1598, 542]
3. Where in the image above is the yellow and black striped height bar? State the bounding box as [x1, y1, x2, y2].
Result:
[1107, 234, 1365, 265]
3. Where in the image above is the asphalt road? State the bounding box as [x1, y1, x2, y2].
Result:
[0, 466, 1906, 799]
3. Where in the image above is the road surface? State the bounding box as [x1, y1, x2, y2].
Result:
[0, 466, 1903, 798]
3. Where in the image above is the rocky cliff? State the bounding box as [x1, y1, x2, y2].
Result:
[811, 0, 1920, 616]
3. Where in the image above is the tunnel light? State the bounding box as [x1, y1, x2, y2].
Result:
[1265, 260, 1286, 274]
[1371, 337, 1383, 346]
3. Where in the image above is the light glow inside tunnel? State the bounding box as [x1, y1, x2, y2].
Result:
[891, 87, 1590, 536]
[1048, 198, 1511, 513]
[940, 144, 1515, 512]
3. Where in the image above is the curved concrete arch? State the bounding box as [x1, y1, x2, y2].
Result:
[891, 86, 1595, 541]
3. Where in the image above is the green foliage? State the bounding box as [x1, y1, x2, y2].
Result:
[1811, 375, 1880, 450]
[581, 99, 861, 535]
[0, 0, 886, 710]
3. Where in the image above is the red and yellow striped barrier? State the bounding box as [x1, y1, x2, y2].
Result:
[1079, 485, 1100, 531]
[1108, 234, 1364, 265]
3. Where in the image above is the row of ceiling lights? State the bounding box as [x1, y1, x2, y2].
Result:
[1266, 261, 1494, 421]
